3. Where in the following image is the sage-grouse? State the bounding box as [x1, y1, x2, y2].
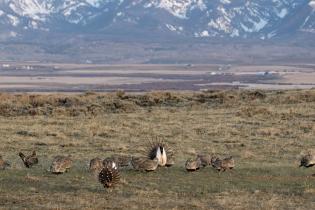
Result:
[0, 155, 10, 170]
[109, 155, 131, 168]
[211, 156, 235, 172]
[50, 155, 73, 174]
[19, 151, 38, 168]
[185, 158, 202, 172]
[131, 157, 159, 172]
[300, 152, 315, 168]
[146, 139, 174, 167]
[89, 157, 104, 175]
[99, 160, 120, 188]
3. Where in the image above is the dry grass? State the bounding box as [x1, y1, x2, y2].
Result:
[0, 90, 315, 209]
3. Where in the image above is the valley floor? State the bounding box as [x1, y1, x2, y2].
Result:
[1, 63, 315, 92]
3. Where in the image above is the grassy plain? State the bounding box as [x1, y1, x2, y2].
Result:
[0, 90, 315, 209]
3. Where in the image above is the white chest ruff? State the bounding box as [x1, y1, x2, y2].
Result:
[156, 147, 167, 166]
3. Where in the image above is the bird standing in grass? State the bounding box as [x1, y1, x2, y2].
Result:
[211, 156, 235, 172]
[300, 152, 315, 168]
[185, 157, 202, 172]
[0, 155, 10, 170]
[300, 152, 315, 176]
[220, 156, 235, 171]
[131, 157, 159, 172]
[99, 160, 120, 188]
[50, 155, 73, 174]
[109, 155, 131, 168]
[89, 157, 104, 175]
[18, 151, 38, 168]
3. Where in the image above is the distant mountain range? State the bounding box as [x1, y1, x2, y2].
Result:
[0, 0, 315, 41]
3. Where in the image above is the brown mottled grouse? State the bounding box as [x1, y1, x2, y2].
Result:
[50, 155, 73, 174]
[19, 151, 38, 168]
[89, 157, 104, 175]
[185, 157, 202, 172]
[300, 152, 315, 168]
[211, 156, 235, 172]
[131, 157, 159, 172]
[300, 152, 315, 176]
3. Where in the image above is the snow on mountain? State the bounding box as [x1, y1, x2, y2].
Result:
[8, 0, 51, 20]
[147, 0, 206, 19]
[309, 0, 315, 9]
[300, 1, 315, 33]
[0, 0, 314, 40]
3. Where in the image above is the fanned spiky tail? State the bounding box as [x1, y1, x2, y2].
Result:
[145, 137, 174, 158]
[99, 162, 120, 188]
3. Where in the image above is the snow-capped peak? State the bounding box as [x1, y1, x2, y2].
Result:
[8, 0, 51, 21]
[150, 0, 206, 19]
[0, 0, 314, 40]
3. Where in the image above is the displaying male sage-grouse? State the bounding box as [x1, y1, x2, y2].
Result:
[146, 139, 174, 167]
[18, 151, 38, 168]
[99, 160, 120, 188]
[0, 155, 10, 170]
[185, 158, 202, 172]
[131, 157, 159, 172]
[50, 155, 73, 174]
[211, 156, 235, 172]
